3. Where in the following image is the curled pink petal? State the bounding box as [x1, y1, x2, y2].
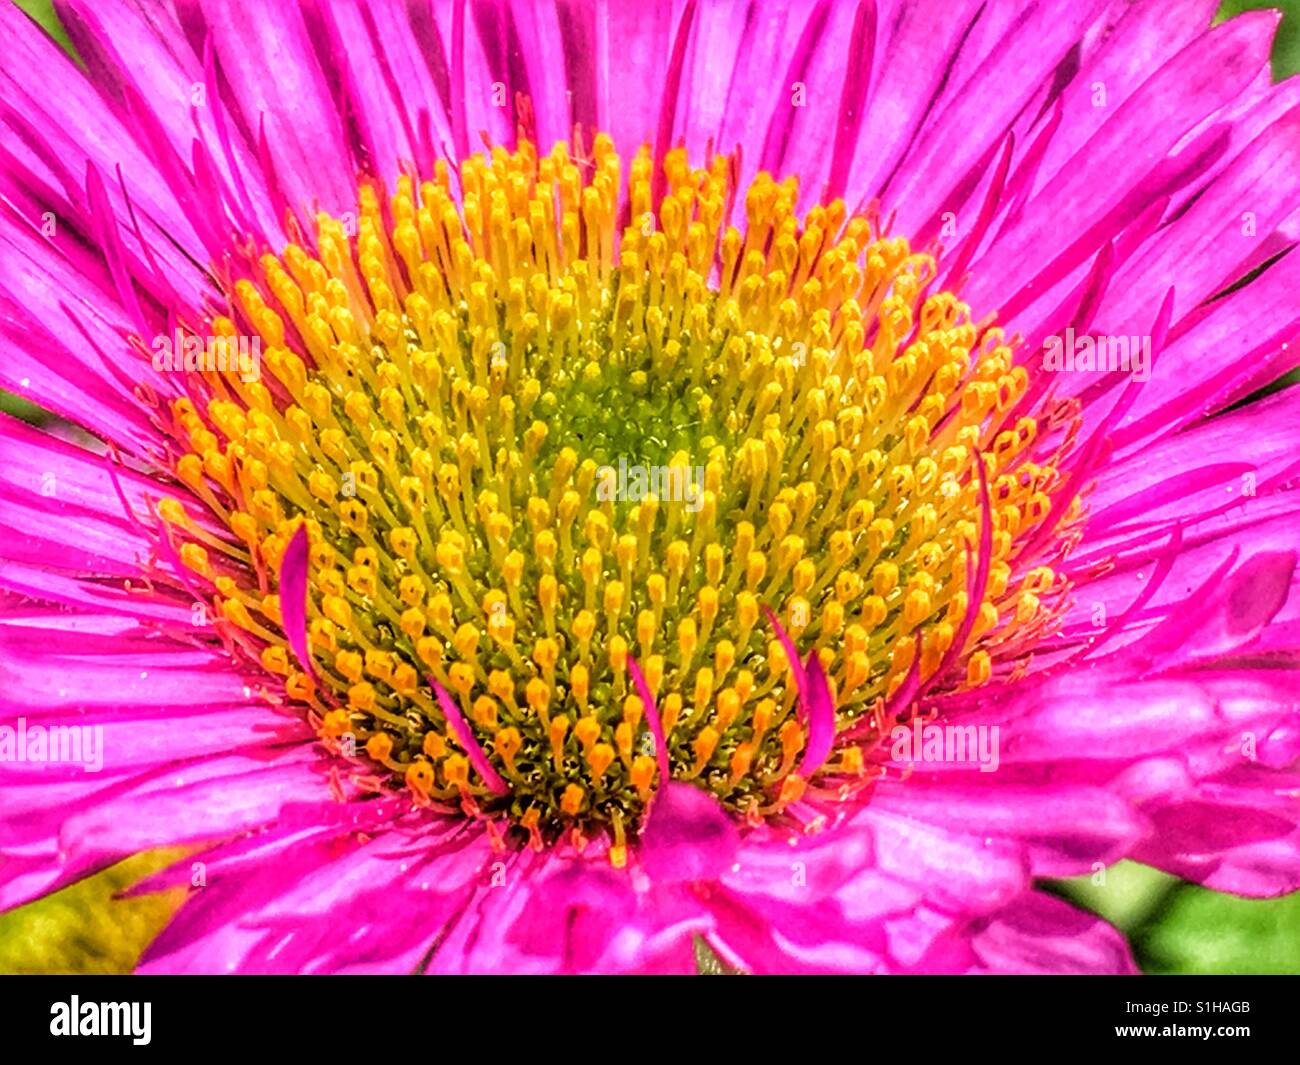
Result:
[872, 629, 923, 733]
[279, 522, 317, 683]
[763, 605, 836, 773]
[918, 453, 994, 700]
[762, 603, 808, 722]
[627, 655, 669, 783]
[798, 650, 837, 776]
[429, 676, 509, 796]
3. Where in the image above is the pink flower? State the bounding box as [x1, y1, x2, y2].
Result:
[2, 0, 1299, 974]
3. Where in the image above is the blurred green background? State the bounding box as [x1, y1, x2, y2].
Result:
[2, 0, 1298, 974]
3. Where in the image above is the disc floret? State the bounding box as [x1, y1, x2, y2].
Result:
[162, 135, 1072, 841]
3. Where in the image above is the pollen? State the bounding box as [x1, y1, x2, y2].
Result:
[160, 134, 1073, 840]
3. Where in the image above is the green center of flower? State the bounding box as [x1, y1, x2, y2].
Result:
[159, 135, 1072, 857]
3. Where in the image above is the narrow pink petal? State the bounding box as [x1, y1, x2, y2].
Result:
[758, 606, 838, 774]
[278, 522, 316, 683]
[429, 676, 508, 796]
[798, 651, 836, 776]
[761, 603, 808, 723]
[627, 655, 668, 783]
[922, 455, 993, 694]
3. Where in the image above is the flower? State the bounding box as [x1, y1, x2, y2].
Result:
[1, 0, 1299, 975]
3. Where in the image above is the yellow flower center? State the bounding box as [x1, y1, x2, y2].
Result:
[158, 134, 1076, 848]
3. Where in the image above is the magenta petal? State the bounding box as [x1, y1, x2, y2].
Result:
[1224, 552, 1296, 638]
[798, 651, 836, 776]
[762, 604, 807, 718]
[917, 893, 1138, 975]
[873, 629, 922, 730]
[1137, 548, 1297, 664]
[627, 655, 669, 782]
[630, 653, 741, 883]
[760, 607, 837, 774]
[640, 781, 740, 884]
[279, 522, 316, 683]
[429, 677, 508, 796]
[922, 455, 993, 695]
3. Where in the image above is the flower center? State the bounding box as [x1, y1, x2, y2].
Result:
[159, 135, 1074, 851]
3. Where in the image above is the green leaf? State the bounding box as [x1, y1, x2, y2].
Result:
[12, 0, 73, 56]
[693, 935, 741, 975]
[1047, 860, 1181, 939]
[1218, 0, 1300, 78]
[0, 391, 49, 426]
[0, 850, 188, 974]
[1136, 884, 1300, 975]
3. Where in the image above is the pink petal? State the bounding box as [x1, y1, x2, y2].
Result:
[639, 781, 739, 885]
[429, 677, 508, 796]
[278, 522, 316, 684]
